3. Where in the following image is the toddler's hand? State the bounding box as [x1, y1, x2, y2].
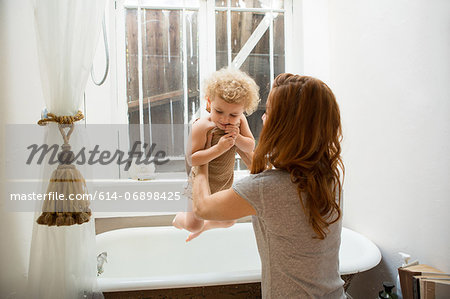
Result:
[225, 124, 239, 140]
[217, 133, 235, 152]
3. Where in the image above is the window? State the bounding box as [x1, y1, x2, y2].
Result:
[116, 0, 290, 173]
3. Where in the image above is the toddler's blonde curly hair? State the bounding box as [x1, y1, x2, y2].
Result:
[204, 67, 260, 115]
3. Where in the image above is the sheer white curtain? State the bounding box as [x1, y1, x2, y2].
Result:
[27, 0, 106, 298]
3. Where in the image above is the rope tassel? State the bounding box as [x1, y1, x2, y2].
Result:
[36, 111, 91, 227]
[38, 110, 84, 126]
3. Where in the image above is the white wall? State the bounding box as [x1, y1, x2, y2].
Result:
[328, 0, 450, 297]
[301, 0, 331, 83]
[84, 0, 119, 125]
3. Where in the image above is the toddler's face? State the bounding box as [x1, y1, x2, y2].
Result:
[208, 95, 244, 130]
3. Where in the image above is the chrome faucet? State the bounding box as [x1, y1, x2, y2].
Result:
[97, 252, 108, 276]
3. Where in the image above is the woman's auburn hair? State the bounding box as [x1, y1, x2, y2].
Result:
[251, 73, 344, 240]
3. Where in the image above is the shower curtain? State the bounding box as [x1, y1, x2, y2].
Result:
[27, 0, 106, 298]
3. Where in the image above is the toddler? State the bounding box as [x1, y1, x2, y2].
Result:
[172, 67, 260, 241]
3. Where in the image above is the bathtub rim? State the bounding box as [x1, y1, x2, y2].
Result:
[97, 270, 261, 292]
[96, 223, 381, 292]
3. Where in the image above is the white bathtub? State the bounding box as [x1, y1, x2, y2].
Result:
[96, 222, 381, 292]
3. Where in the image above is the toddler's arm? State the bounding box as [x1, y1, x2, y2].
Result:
[227, 114, 255, 154]
[190, 118, 233, 166]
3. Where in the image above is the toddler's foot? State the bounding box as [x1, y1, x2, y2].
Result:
[185, 220, 236, 242]
[186, 230, 203, 242]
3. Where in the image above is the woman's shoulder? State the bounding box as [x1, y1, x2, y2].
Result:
[262, 168, 290, 177]
[245, 168, 290, 182]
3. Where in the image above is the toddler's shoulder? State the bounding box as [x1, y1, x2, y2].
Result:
[193, 116, 215, 131]
[239, 114, 249, 124]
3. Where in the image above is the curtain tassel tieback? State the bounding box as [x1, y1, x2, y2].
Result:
[37, 110, 84, 126]
[36, 111, 92, 227]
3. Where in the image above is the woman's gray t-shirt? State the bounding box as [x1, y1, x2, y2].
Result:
[232, 169, 345, 299]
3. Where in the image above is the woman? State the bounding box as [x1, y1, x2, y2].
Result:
[192, 73, 345, 298]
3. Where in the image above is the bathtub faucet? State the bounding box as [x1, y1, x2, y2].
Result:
[97, 251, 108, 276]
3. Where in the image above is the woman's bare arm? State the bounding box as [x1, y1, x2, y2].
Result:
[192, 164, 256, 220]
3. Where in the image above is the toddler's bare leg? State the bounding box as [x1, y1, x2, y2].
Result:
[186, 220, 236, 242]
[172, 212, 204, 233]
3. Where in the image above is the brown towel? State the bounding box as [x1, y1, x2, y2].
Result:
[207, 127, 236, 194]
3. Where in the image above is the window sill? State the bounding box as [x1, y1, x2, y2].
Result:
[91, 170, 250, 186]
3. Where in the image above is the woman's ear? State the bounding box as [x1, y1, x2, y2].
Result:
[206, 97, 211, 113]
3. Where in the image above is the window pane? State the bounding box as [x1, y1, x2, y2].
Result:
[124, 8, 200, 172]
[273, 0, 284, 9]
[231, 11, 265, 60]
[215, 0, 227, 7]
[125, 8, 140, 151]
[273, 12, 285, 79]
[231, 0, 264, 8]
[231, 11, 270, 141]
[134, 0, 200, 7]
[231, 0, 283, 9]
[125, 9, 139, 109]
[183, 0, 200, 6]
[140, 9, 184, 159]
[186, 11, 200, 123]
[215, 10, 228, 69]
